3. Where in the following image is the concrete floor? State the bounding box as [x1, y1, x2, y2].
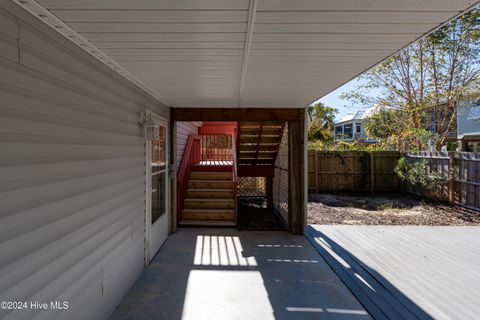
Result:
[109, 229, 370, 320]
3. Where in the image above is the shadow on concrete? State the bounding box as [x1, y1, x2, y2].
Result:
[109, 229, 371, 320]
[237, 198, 286, 231]
[305, 226, 433, 320]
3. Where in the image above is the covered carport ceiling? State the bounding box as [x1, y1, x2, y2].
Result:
[33, 0, 479, 108]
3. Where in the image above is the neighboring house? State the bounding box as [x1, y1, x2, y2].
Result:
[457, 100, 480, 151]
[334, 106, 396, 143]
[425, 113, 458, 143]
[334, 111, 368, 142]
[423, 101, 459, 144]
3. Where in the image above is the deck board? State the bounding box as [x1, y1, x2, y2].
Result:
[306, 225, 480, 320]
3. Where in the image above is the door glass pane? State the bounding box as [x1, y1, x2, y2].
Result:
[152, 126, 166, 174]
[151, 125, 166, 224]
[152, 173, 166, 223]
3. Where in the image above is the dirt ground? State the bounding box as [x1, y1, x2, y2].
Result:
[308, 193, 480, 226]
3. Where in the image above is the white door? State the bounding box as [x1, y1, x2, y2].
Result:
[146, 113, 169, 263]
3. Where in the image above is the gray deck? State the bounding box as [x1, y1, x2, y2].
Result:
[306, 225, 480, 320]
[109, 228, 370, 320]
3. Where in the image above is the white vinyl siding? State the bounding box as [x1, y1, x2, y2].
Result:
[0, 2, 168, 320]
[458, 101, 480, 138]
[176, 121, 201, 169]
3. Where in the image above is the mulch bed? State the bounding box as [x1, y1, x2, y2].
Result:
[308, 193, 480, 226]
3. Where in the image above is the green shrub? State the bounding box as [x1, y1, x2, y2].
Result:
[395, 156, 448, 199]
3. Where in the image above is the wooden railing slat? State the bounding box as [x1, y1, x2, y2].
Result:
[199, 134, 235, 162]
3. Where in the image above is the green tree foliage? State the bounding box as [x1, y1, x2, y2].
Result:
[307, 102, 337, 142]
[363, 108, 442, 151]
[364, 108, 402, 140]
[342, 8, 480, 151]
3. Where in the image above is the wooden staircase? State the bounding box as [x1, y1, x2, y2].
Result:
[177, 122, 285, 227]
[179, 169, 236, 226]
[238, 121, 285, 165]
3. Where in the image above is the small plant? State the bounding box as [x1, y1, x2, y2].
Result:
[395, 157, 411, 181]
[395, 156, 448, 200]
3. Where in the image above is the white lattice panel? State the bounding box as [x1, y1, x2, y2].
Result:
[273, 124, 289, 224]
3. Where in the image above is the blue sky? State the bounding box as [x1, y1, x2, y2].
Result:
[314, 77, 381, 121]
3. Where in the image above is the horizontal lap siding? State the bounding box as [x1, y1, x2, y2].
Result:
[0, 2, 168, 320]
[176, 121, 200, 169]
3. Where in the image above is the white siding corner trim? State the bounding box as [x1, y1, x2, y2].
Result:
[0, 2, 169, 320]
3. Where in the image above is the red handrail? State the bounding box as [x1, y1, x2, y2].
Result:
[177, 134, 200, 219]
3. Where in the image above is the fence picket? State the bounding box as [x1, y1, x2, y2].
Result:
[307, 151, 400, 193]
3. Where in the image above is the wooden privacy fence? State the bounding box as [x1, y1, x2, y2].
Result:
[307, 150, 480, 211]
[307, 151, 401, 193]
[406, 152, 480, 211]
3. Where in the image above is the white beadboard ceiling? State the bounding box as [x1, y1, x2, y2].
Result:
[33, 0, 480, 108]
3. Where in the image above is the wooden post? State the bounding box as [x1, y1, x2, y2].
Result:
[448, 152, 456, 204]
[169, 117, 177, 233]
[288, 117, 306, 235]
[314, 150, 319, 193]
[369, 152, 375, 194]
[399, 152, 406, 194]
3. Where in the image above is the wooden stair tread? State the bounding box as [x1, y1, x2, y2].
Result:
[187, 188, 233, 192]
[185, 198, 234, 202]
[190, 172, 232, 180]
[179, 220, 236, 227]
[189, 179, 234, 182]
[188, 180, 233, 186]
[182, 212, 235, 220]
[183, 208, 235, 212]
[190, 166, 232, 173]
[184, 197, 234, 209]
[186, 189, 234, 199]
